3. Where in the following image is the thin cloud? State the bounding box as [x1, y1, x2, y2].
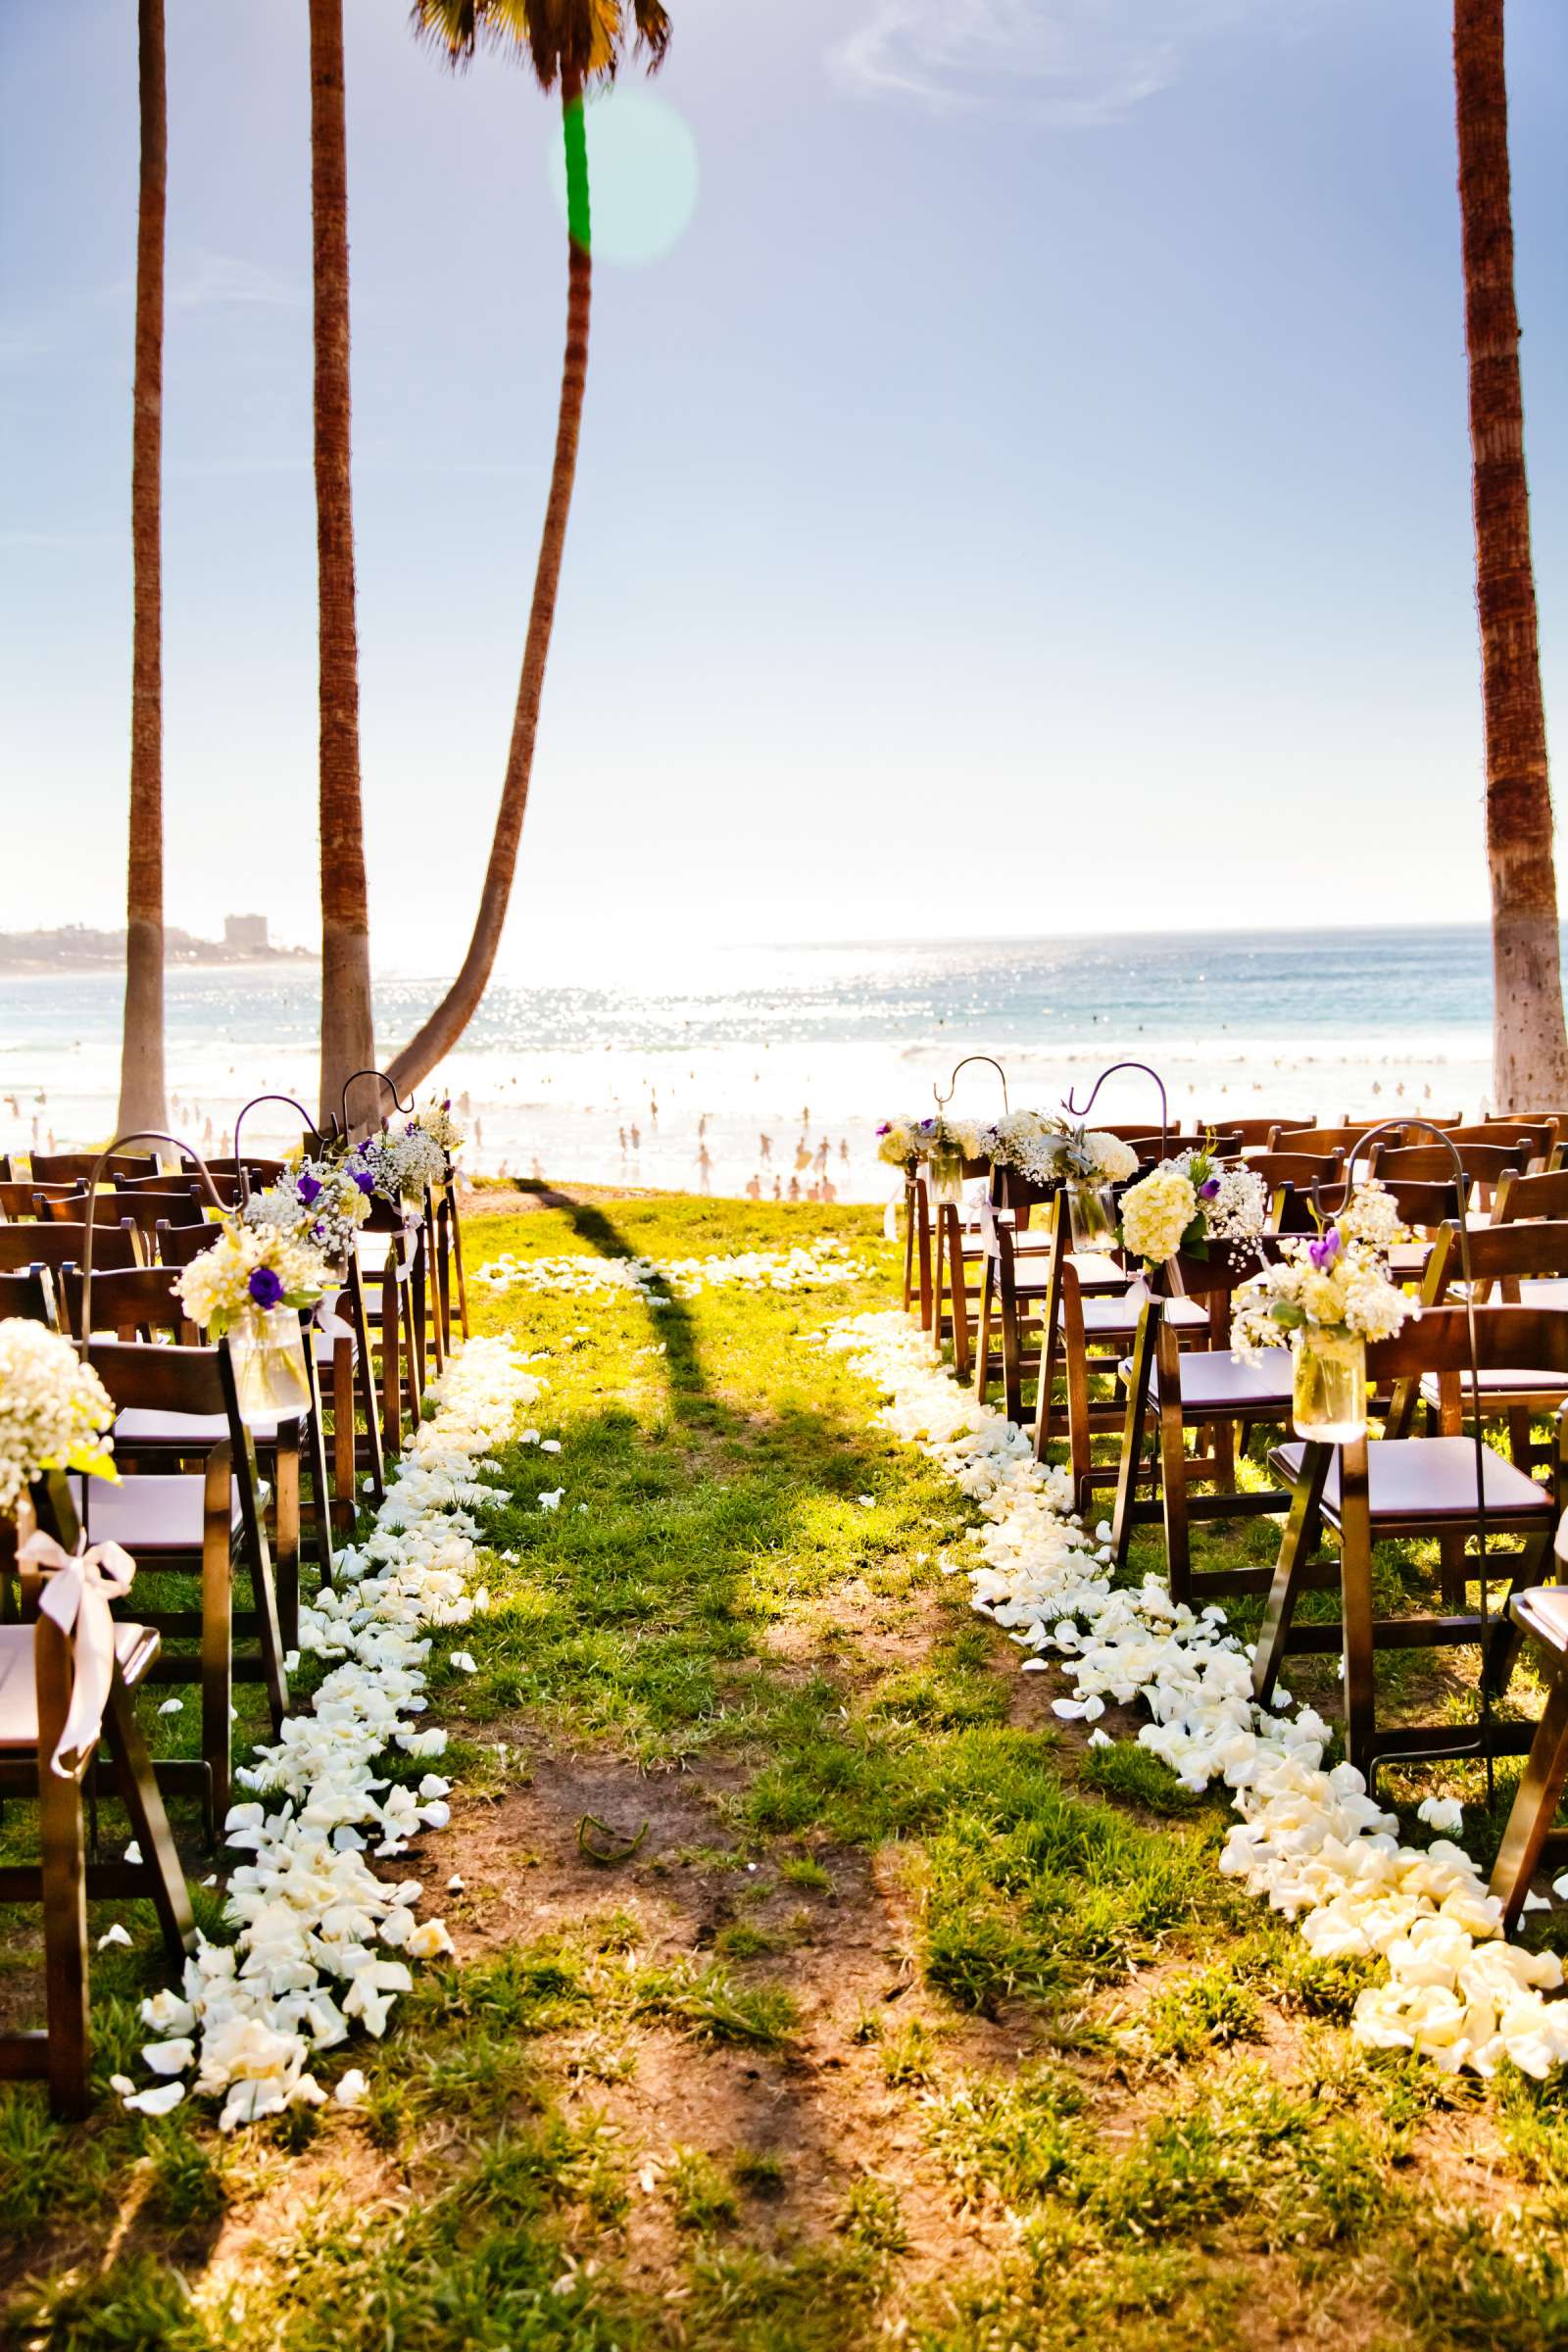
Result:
[829, 0, 1303, 124]
[171, 251, 305, 310]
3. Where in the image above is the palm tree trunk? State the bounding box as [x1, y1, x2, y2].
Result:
[1454, 0, 1567, 1110]
[310, 0, 375, 1126]
[385, 74, 591, 1097]
[116, 0, 169, 1140]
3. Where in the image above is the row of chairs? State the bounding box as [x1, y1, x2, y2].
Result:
[0, 1126, 472, 2114]
[897, 1112, 1568, 1928]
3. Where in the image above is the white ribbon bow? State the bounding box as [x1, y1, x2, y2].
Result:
[17, 1531, 136, 1777]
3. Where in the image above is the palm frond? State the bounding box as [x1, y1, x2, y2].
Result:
[410, 0, 670, 92]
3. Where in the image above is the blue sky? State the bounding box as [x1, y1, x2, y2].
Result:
[2, 0, 1565, 979]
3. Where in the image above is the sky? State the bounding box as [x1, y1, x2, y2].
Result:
[2, 0, 1566, 983]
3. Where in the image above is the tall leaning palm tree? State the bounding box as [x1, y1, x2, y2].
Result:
[311, 0, 377, 1124]
[116, 0, 169, 1138]
[384, 0, 670, 1097]
[1453, 0, 1568, 1109]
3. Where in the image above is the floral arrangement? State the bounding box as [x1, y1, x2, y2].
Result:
[0, 1318, 118, 1519]
[243, 1154, 373, 1266]
[175, 1219, 333, 1336]
[1118, 1147, 1266, 1272]
[874, 1114, 986, 1173]
[359, 1121, 449, 1208]
[982, 1113, 1139, 1192]
[415, 1096, 464, 1157]
[1232, 1181, 1412, 1357]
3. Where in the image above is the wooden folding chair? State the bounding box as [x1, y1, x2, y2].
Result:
[0, 1477, 197, 2117]
[64, 1263, 328, 1588]
[1490, 1165, 1568, 1229]
[930, 1155, 992, 1381]
[971, 1169, 1076, 1417]
[74, 1339, 292, 1833]
[1489, 1587, 1568, 1931]
[1123, 1131, 1243, 1163]
[1244, 1152, 1346, 1199]
[1372, 1140, 1532, 1210]
[1, 1219, 144, 1288]
[428, 1168, 470, 1351]
[1027, 1195, 1208, 1510]
[45, 1189, 207, 1250]
[1108, 1242, 1298, 1605]
[1252, 1303, 1568, 1780]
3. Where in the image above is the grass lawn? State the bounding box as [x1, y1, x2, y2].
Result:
[4, 1189, 1568, 2351]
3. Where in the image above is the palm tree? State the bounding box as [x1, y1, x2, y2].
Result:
[385, 0, 670, 1097]
[116, 0, 169, 1138]
[310, 0, 377, 1125]
[1453, 0, 1568, 1110]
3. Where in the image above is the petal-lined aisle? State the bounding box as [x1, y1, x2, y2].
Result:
[115, 1336, 540, 2130]
[826, 1310, 1568, 2082]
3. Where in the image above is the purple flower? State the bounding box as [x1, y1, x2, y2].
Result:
[1308, 1226, 1342, 1270]
[1199, 1176, 1221, 1200]
[248, 1266, 285, 1310]
[876, 1123, 891, 1136]
[351, 1166, 376, 1196]
[296, 1172, 322, 1205]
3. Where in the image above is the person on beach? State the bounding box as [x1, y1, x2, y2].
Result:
[697, 1143, 712, 1190]
[772, 1176, 782, 1200]
[760, 1134, 772, 1163]
[629, 1124, 641, 1152]
[745, 1174, 760, 1200]
[788, 1176, 801, 1201]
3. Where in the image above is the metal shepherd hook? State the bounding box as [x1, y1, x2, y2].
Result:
[933, 1056, 1009, 1116]
[1062, 1060, 1170, 1160]
[75, 1131, 227, 1355]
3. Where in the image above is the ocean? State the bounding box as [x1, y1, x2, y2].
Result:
[0, 926, 1500, 1201]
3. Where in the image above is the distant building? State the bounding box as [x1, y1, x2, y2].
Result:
[224, 913, 270, 953]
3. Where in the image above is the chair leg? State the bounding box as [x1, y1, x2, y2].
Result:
[449, 1188, 470, 1341]
[1252, 1443, 1332, 1703]
[331, 1339, 357, 1533]
[1337, 1439, 1378, 1779]
[273, 1428, 302, 1655]
[380, 1264, 402, 1461]
[973, 1258, 996, 1403]
[1158, 1390, 1192, 1608]
[1490, 1668, 1568, 1933]
[1110, 1307, 1157, 1574]
[36, 1629, 90, 2120]
[349, 1276, 386, 1503]
[948, 1217, 972, 1385]
[303, 1353, 335, 1582]
[400, 1269, 422, 1431]
[105, 1676, 196, 1963]
[203, 1465, 234, 1833]
[999, 1270, 1023, 1427]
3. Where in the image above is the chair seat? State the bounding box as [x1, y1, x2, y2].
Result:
[1416, 1368, 1568, 1406]
[1270, 1436, 1552, 1527]
[1144, 1348, 1295, 1415]
[1081, 1292, 1207, 1339]
[0, 1622, 159, 1749]
[68, 1472, 251, 1548]
[117, 1406, 282, 1446]
[1388, 1243, 1434, 1278]
[1513, 1584, 1568, 1658]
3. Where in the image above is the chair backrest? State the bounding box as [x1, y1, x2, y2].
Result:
[1245, 1152, 1346, 1191]
[84, 1335, 228, 1416]
[28, 1152, 161, 1184]
[0, 1266, 59, 1325]
[1366, 1301, 1568, 1385]
[0, 1219, 142, 1277]
[1427, 1216, 1568, 1295]
[1491, 1167, 1568, 1227]
[62, 1263, 190, 1343]
[0, 1179, 79, 1219]
[45, 1189, 208, 1243]
[1441, 1120, 1555, 1161]
[1272, 1175, 1462, 1237]
[1283, 1125, 1393, 1155]
[154, 1218, 223, 1267]
[192, 1155, 289, 1184]
[1372, 1141, 1530, 1188]
[1222, 1117, 1315, 1150]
